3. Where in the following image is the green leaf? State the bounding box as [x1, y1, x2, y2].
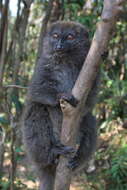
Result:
[0, 117, 9, 125]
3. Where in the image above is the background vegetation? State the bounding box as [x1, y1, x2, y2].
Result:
[0, 0, 127, 189]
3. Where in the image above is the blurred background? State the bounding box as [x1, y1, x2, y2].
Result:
[0, 0, 127, 189]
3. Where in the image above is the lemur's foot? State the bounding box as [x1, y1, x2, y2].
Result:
[67, 156, 79, 170]
[58, 93, 79, 107]
[48, 144, 76, 165]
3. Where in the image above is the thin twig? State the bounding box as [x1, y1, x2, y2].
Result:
[3, 85, 28, 89]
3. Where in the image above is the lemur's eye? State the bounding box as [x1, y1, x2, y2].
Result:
[67, 34, 75, 40]
[52, 33, 59, 39]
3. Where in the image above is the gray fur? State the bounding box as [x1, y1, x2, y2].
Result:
[22, 21, 99, 190]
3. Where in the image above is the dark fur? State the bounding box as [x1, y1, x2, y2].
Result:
[22, 21, 99, 190]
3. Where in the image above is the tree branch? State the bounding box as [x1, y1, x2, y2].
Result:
[54, 0, 126, 190]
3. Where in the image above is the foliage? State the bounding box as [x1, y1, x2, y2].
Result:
[107, 144, 127, 190]
[85, 122, 127, 190]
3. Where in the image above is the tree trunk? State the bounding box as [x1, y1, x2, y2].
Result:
[0, 0, 9, 85]
[0, 131, 5, 175]
[54, 0, 126, 190]
[37, 0, 54, 59]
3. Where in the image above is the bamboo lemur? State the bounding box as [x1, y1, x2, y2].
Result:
[23, 21, 99, 190]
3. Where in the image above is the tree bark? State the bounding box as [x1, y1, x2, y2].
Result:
[50, 0, 65, 22]
[54, 0, 126, 190]
[0, 0, 9, 85]
[37, 0, 54, 59]
[0, 128, 5, 176]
